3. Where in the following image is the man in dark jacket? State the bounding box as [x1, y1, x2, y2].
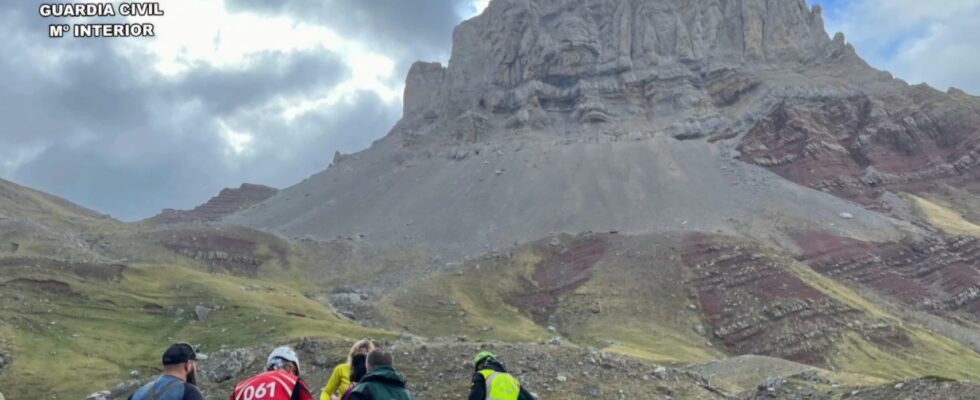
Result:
[347, 350, 414, 400]
[468, 352, 536, 400]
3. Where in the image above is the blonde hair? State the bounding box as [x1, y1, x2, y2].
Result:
[347, 338, 375, 364]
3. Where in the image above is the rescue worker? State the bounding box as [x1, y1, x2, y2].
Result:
[346, 349, 414, 400]
[468, 352, 536, 400]
[230, 346, 315, 400]
[129, 343, 206, 400]
[322, 339, 375, 400]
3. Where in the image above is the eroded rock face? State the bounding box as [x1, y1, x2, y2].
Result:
[794, 232, 980, 319]
[400, 0, 859, 143]
[231, 0, 980, 253]
[682, 234, 907, 366]
[150, 184, 277, 224]
[148, 228, 290, 276]
[738, 86, 980, 207]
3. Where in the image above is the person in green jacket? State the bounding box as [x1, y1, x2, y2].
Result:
[347, 349, 414, 400]
[469, 352, 536, 400]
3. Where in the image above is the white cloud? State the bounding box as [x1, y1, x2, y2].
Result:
[891, 14, 980, 93]
[116, 0, 402, 118]
[0, 0, 465, 219]
[469, 0, 491, 18]
[121, 0, 341, 74]
[218, 120, 254, 156]
[824, 0, 980, 93]
[0, 144, 47, 176]
[280, 50, 400, 121]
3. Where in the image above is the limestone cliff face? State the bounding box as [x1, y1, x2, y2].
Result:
[229, 0, 980, 253]
[393, 0, 980, 215]
[401, 0, 863, 143]
[446, 0, 837, 89]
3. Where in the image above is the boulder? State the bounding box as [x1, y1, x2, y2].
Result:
[758, 377, 784, 397]
[339, 311, 357, 320]
[203, 349, 256, 383]
[194, 306, 211, 322]
[110, 379, 145, 398]
[331, 293, 364, 306]
[86, 390, 111, 400]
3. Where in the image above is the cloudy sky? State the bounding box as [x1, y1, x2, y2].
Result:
[2, 0, 979, 220]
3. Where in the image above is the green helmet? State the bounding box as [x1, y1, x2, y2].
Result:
[474, 351, 495, 366]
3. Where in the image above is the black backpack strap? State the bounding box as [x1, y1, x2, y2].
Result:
[292, 380, 302, 400]
[149, 379, 184, 400]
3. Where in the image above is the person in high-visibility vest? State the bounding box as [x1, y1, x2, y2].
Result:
[467, 352, 536, 400]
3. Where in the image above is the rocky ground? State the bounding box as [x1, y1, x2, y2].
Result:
[96, 338, 728, 400]
[91, 338, 980, 400]
[838, 378, 980, 400]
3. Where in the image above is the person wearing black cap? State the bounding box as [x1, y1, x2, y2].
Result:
[129, 343, 206, 400]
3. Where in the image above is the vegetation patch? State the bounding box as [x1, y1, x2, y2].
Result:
[0, 263, 384, 399]
[909, 194, 980, 237]
[376, 249, 549, 342]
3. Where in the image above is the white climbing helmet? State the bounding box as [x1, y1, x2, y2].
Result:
[266, 346, 301, 375]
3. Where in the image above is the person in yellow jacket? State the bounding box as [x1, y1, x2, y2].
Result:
[468, 352, 536, 400]
[321, 339, 375, 400]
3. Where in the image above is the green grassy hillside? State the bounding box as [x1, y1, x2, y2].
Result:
[2, 178, 980, 399]
[378, 233, 980, 382]
[0, 260, 388, 398]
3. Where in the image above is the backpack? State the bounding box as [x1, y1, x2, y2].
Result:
[130, 376, 186, 400]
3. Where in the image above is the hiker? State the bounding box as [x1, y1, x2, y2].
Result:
[321, 339, 375, 400]
[230, 346, 315, 400]
[345, 349, 414, 400]
[339, 353, 368, 400]
[129, 343, 206, 400]
[468, 352, 536, 400]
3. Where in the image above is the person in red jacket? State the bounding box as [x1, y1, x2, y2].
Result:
[230, 346, 315, 400]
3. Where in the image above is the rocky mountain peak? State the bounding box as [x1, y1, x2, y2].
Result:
[230, 0, 976, 254]
[150, 183, 277, 224]
[400, 0, 862, 144]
